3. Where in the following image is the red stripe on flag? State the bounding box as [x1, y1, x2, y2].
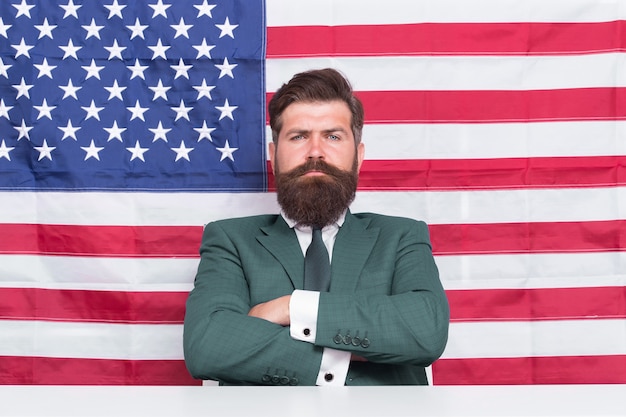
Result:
[432, 355, 626, 385]
[267, 21, 626, 57]
[447, 287, 626, 322]
[267, 88, 626, 123]
[0, 356, 199, 385]
[0, 288, 187, 324]
[267, 157, 626, 191]
[0, 224, 202, 257]
[1, 220, 624, 257]
[430, 220, 626, 255]
[2, 286, 623, 324]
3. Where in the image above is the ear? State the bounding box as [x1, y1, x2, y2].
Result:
[356, 142, 365, 172]
[268, 141, 276, 174]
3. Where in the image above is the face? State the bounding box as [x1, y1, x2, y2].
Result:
[269, 100, 364, 177]
[269, 100, 365, 227]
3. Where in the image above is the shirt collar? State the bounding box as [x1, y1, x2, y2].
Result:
[281, 210, 347, 232]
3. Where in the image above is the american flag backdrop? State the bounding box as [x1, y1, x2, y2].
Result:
[1, 0, 625, 385]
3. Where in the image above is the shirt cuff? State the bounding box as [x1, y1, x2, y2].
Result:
[289, 289, 319, 343]
[316, 348, 351, 386]
[289, 290, 351, 386]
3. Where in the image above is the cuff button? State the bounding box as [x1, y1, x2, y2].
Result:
[303, 328, 311, 336]
[324, 373, 334, 382]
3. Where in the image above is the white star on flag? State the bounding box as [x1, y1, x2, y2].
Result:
[82, 59, 105, 80]
[34, 139, 56, 161]
[104, 80, 126, 100]
[172, 58, 192, 79]
[149, 39, 170, 59]
[105, 40, 126, 60]
[149, 0, 172, 18]
[13, 77, 34, 99]
[215, 57, 237, 79]
[149, 121, 171, 142]
[104, 121, 126, 142]
[216, 99, 238, 120]
[81, 140, 105, 161]
[34, 58, 56, 79]
[0, 140, 15, 161]
[171, 17, 193, 39]
[0, 99, 13, 119]
[14, 120, 33, 140]
[0, 57, 11, 77]
[195, 1, 216, 18]
[216, 17, 238, 39]
[172, 100, 192, 121]
[195, 121, 215, 142]
[60, 39, 82, 59]
[127, 19, 148, 39]
[34, 99, 55, 120]
[59, 79, 82, 100]
[83, 18, 104, 40]
[82, 100, 105, 121]
[128, 59, 148, 80]
[216, 139, 238, 161]
[172, 141, 193, 161]
[60, 0, 81, 19]
[127, 100, 149, 121]
[0, 17, 12, 37]
[193, 39, 215, 58]
[13, 0, 36, 19]
[105, 0, 127, 19]
[193, 79, 215, 100]
[35, 18, 56, 39]
[149, 80, 171, 101]
[59, 120, 80, 140]
[127, 141, 149, 161]
[12, 38, 34, 59]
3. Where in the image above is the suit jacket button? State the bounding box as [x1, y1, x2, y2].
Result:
[361, 338, 370, 348]
[279, 376, 290, 385]
[289, 378, 299, 386]
[271, 375, 280, 384]
[324, 373, 334, 382]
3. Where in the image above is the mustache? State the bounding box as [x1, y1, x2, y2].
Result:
[284, 158, 346, 178]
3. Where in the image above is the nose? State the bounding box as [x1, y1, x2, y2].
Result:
[306, 135, 325, 160]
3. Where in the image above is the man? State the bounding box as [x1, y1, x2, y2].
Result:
[183, 68, 449, 386]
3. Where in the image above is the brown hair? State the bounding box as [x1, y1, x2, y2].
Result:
[268, 68, 364, 145]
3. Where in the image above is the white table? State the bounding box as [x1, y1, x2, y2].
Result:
[1, 385, 624, 417]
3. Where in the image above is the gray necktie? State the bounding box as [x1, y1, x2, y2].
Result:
[304, 227, 331, 291]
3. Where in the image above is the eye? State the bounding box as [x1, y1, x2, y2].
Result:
[290, 134, 305, 141]
[327, 134, 340, 141]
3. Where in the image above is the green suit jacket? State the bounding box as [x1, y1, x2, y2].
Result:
[183, 211, 449, 385]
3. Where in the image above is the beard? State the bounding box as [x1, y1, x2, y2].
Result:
[275, 157, 359, 228]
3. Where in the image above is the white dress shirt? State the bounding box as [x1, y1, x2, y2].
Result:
[282, 212, 352, 386]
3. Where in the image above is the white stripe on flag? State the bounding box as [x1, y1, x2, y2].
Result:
[2, 188, 624, 226]
[443, 319, 626, 358]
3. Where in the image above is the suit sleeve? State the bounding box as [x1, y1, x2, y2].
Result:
[315, 219, 450, 366]
[183, 221, 323, 385]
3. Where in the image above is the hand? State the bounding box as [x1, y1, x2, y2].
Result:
[351, 354, 368, 362]
[248, 295, 291, 326]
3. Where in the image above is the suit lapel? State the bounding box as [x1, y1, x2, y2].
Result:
[257, 216, 304, 289]
[331, 212, 379, 292]
[255, 213, 380, 292]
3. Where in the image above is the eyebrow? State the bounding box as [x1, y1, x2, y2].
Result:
[284, 127, 349, 136]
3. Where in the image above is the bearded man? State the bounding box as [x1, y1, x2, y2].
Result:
[183, 68, 449, 386]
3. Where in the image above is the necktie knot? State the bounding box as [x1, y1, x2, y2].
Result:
[304, 227, 331, 291]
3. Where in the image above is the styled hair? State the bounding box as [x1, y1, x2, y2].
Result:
[268, 68, 364, 144]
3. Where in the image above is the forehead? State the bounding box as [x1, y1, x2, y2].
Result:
[279, 100, 352, 131]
